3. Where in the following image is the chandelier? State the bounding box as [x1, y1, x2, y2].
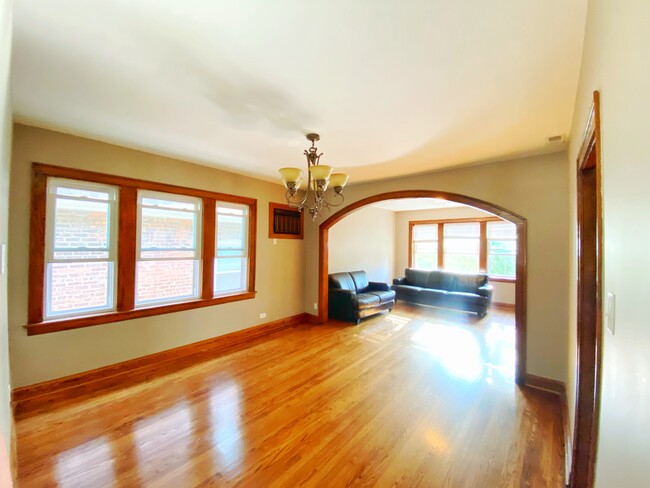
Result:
[279, 133, 349, 220]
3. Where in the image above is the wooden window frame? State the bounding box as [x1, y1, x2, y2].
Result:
[408, 217, 516, 282]
[268, 202, 304, 239]
[27, 163, 257, 336]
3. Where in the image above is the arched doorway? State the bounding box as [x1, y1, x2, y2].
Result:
[318, 190, 527, 385]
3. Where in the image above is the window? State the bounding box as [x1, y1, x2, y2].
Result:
[44, 178, 118, 319]
[411, 223, 438, 270]
[409, 218, 517, 279]
[215, 202, 248, 296]
[136, 191, 202, 306]
[487, 221, 517, 278]
[443, 222, 480, 273]
[29, 163, 257, 335]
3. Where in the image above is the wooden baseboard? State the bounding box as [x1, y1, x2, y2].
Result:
[305, 313, 319, 324]
[560, 388, 572, 487]
[12, 312, 311, 418]
[525, 373, 571, 486]
[492, 302, 516, 310]
[524, 373, 564, 395]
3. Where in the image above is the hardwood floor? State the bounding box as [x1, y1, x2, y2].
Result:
[15, 304, 564, 487]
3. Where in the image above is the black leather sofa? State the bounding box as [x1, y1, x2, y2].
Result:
[329, 271, 396, 324]
[392, 268, 493, 318]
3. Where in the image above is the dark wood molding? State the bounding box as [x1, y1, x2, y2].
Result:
[247, 200, 258, 293]
[14, 312, 312, 416]
[479, 221, 488, 271]
[32, 163, 257, 206]
[27, 171, 47, 324]
[570, 90, 603, 488]
[268, 202, 304, 239]
[26, 292, 257, 335]
[201, 198, 216, 300]
[117, 186, 137, 311]
[525, 373, 565, 395]
[318, 190, 527, 385]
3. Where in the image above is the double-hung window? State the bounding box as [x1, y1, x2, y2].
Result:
[443, 222, 481, 273]
[487, 221, 517, 278]
[411, 223, 438, 270]
[29, 163, 257, 335]
[44, 178, 118, 319]
[215, 202, 249, 296]
[136, 191, 202, 306]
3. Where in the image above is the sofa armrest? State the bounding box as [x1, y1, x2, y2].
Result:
[477, 284, 493, 302]
[393, 277, 407, 285]
[367, 281, 391, 292]
[328, 288, 357, 322]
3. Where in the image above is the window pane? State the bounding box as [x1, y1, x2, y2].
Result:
[488, 240, 517, 255]
[487, 221, 516, 239]
[55, 187, 111, 201]
[488, 255, 516, 277]
[444, 238, 479, 254]
[444, 254, 480, 273]
[141, 250, 195, 259]
[214, 258, 247, 295]
[444, 222, 480, 237]
[136, 260, 198, 304]
[414, 253, 437, 270]
[47, 262, 113, 315]
[141, 197, 196, 211]
[217, 214, 245, 256]
[54, 198, 110, 250]
[140, 207, 196, 252]
[413, 224, 437, 241]
[53, 250, 109, 260]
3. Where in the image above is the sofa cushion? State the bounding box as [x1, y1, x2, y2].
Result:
[425, 270, 446, 290]
[445, 291, 487, 307]
[405, 268, 430, 288]
[329, 272, 356, 291]
[418, 288, 449, 306]
[350, 270, 370, 292]
[392, 284, 422, 298]
[452, 273, 488, 293]
[368, 290, 396, 304]
[352, 293, 381, 310]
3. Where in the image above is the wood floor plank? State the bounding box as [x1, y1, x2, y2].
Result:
[15, 304, 564, 487]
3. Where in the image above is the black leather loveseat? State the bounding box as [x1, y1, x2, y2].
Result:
[329, 271, 396, 324]
[392, 268, 493, 318]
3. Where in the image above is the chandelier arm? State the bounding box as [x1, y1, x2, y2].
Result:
[321, 191, 345, 208]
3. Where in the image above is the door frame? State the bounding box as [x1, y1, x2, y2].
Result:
[318, 190, 528, 385]
[570, 91, 603, 488]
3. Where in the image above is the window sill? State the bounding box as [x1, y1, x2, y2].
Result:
[488, 276, 516, 283]
[25, 291, 257, 336]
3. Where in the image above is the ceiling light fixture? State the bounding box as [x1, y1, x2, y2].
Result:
[279, 133, 349, 220]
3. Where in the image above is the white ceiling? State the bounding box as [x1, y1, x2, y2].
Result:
[11, 0, 588, 183]
[372, 198, 464, 212]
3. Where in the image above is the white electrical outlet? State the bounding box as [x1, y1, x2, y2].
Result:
[259, 312, 267, 319]
[606, 292, 616, 335]
[273, 238, 277, 245]
[313, 302, 318, 310]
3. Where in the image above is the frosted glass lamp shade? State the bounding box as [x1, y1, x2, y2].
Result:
[330, 173, 349, 188]
[279, 167, 302, 187]
[309, 165, 333, 181]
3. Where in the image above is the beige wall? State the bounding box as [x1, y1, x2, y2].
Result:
[567, 1, 650, 485]
[329, 205, 395, 283]
[9, 124, 304, 387]
[304, 151, 570, 381]
[0, 0, 13, 481]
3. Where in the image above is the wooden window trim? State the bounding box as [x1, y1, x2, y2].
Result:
[408, 216, 517, 281]
[268, 202, 304, 239]
[27, 163, 257, 336]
